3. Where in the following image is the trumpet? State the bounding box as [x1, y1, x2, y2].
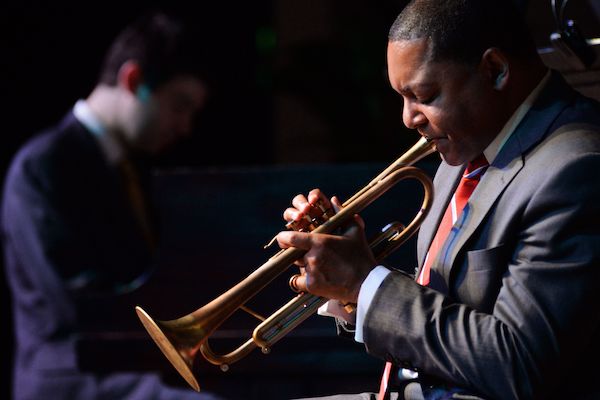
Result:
[135, 137, 435, 392]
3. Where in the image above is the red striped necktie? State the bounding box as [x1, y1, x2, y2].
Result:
[417, 154, 489, 285]
[377, 154, 489, 400]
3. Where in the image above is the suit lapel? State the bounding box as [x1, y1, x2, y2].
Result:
[440, 71, 573, 281]
[441, 155, 523, 282]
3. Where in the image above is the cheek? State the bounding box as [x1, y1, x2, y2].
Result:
[137, 104, 165, 148]
[425, 108, 452, 134]
[135, 98, 159, 128]
[124, 102, 152, 142]
[156, 108, 182, 144]
[155, 97, 181, 128]
[438, 105, 471, 140]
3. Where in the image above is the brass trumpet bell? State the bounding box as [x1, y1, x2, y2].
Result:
[135, 307, 202, 391]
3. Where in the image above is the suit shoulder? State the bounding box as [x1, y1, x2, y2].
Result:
[5, 113, 98, 189]
[555, 90, 600, 130]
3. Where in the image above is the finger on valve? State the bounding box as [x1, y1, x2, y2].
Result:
[286, 199, 335, 232]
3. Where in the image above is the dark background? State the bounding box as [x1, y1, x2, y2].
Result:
[1, 1, 600, 399]
[3, 0, 599, 174]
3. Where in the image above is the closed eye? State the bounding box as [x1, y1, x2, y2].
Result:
[418, 94, 437, 105]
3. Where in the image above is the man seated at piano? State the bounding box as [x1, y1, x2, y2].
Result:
[1, 10, 223, 400]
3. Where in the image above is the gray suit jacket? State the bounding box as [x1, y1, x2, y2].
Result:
[362, 72, 600, 399]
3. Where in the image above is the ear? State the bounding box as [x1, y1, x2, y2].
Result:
[480, 48, 509, 91]
[117, 60, 143, 93]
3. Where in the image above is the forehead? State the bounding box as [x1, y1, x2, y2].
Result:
[386, 39, 469, 94]
[387, 39, 431, 70]
[155, 75, 208, 105]
[386, 39, 431, 89]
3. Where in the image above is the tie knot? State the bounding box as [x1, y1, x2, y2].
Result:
[464, 154, 489, 178]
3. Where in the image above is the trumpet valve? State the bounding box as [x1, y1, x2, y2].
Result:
[285, 200, 334, 232]
[317, 202, 335, 219]
[289, 274, 303, 293]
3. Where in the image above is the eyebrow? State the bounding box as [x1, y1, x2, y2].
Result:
[399, 82, 435, 96]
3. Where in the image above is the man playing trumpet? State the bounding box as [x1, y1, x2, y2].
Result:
[277, 1, 600, 399]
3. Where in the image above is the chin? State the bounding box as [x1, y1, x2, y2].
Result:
[439, 153, 466, 166]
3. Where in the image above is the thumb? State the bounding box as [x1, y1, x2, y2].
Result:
[341, 214, 366, 239]
[353, 213, 365, 230]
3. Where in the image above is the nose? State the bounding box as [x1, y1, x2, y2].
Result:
[402, 100, 426, 130]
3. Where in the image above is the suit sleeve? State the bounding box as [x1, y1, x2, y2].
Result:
[361, 153, 600, 399]
[3, 148, 148, 297]
[2, 154, 81, 331]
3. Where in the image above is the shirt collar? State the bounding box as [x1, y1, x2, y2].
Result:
[483, 69, 551, 164]
[73, 99, 125, 165]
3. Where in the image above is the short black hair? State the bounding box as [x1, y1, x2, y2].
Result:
[389, 0, 538, 65]
[98, 11, 204, 89]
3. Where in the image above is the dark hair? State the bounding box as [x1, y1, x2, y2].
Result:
[388, 0, 538, 65]
[98, 11, 204, 89]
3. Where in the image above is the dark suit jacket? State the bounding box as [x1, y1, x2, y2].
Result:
[362, 72, 600, 399]
[1, 112, 205, 399]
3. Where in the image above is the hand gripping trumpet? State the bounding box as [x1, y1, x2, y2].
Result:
[135, 137, 435, 391]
